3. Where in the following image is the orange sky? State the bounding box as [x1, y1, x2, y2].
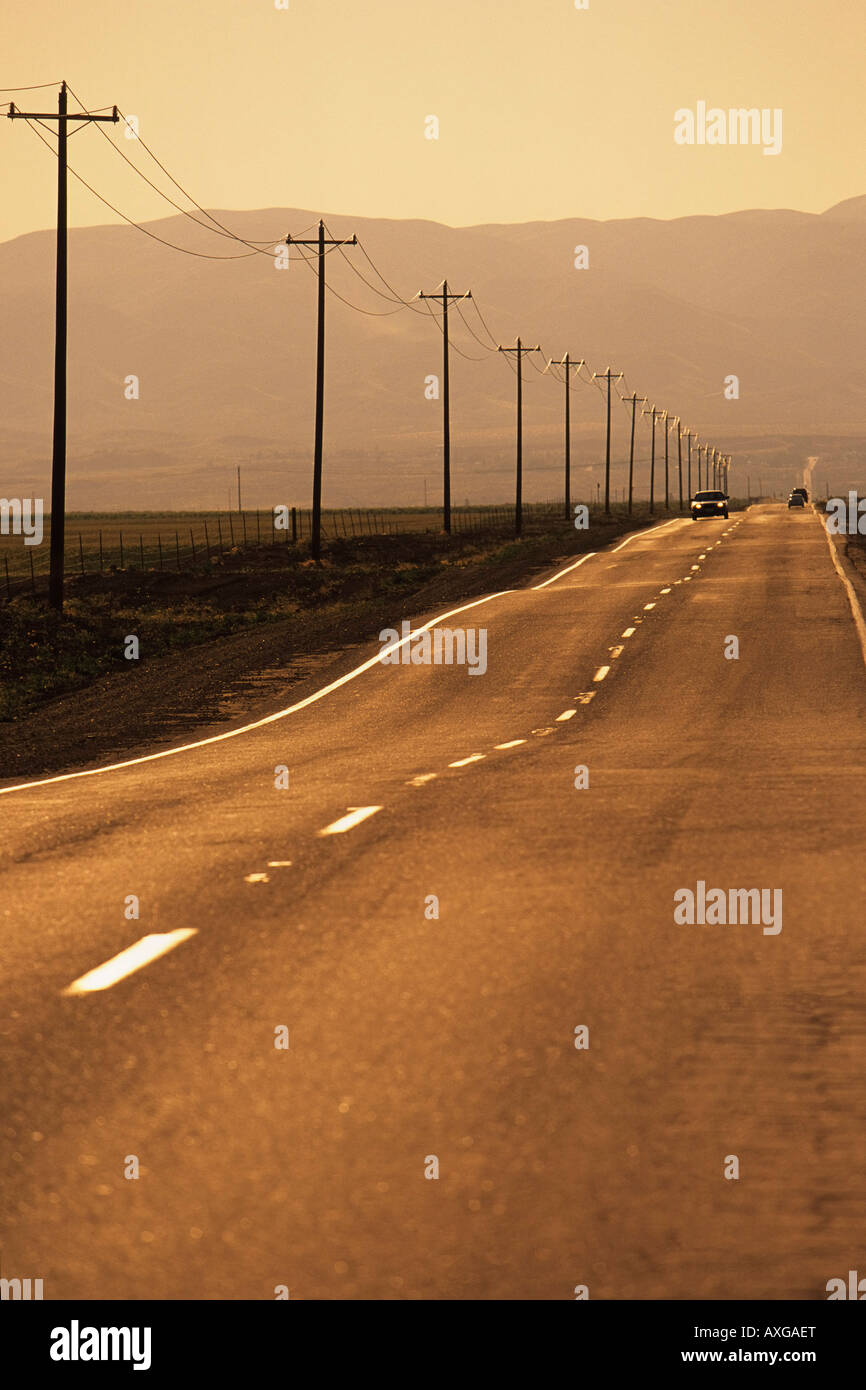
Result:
[1, 0, 864, 242]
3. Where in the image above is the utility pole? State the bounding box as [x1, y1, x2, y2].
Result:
[686, 429, 694, 501]
[622, 392, 646, 514]
[593, 368, 623, 513]
[285, 219, 357, 561]
[498, 339, 541, 537]
[417, 280, 471, 534]
[696, 442, 704, 490]
[643, 404, 663, 513]
[8, 82, 119, 613]
[547, 354, 584, 519]
[661, 410, 671, 510]
[675, 418, 683, 510]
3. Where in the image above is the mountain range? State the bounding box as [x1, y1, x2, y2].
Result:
[2, 196, 865, 508]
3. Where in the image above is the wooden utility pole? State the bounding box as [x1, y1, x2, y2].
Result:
[686, 429, 694, 500]
[417, 280, 471, 534]
[285, 220, 357, 560]
[8, 82, 119, 612]
[675, 418, 683, 510]
[547, 354, 584, 519]
[643, 404, 663, 514]
[498, 339, 541, 537]
[593, 368, 623, 514]
[662, 409, 671, 510]
[622, 392, 646, 514]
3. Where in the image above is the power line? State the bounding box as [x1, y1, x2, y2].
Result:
[21, 116, 260, 259]
[0, 81, 61, 93]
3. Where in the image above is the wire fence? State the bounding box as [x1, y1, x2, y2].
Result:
[0, 502, 578, 602]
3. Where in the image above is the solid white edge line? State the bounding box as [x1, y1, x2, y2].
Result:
[610, 519, 680, 554]
[0, 590, 514, 797]
[821, 520, 866, 669]
[63, 929, 197, 996]
[318, 805, 383, 836]
[532, 551, 597, 590]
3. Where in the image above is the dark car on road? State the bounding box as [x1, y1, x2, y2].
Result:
[792, 487, 808, 501]
[691, 489, 728, 520]
[788, 493, 806, 509]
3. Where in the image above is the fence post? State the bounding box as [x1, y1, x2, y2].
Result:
[217, 517, 224, 555]
[190, 528, 197, 563]
[204, 521, 211, 559]
[291, 506, 297, 543]
[119, 532, 124, 568]
[79, 533, 85, 575]
[256, 509, 261, 545]
[99, 530, 104, 572]
[175, 530, 181, 570]
[158, 534, 164, 571]
[139, 534, 145, 568]
[228, 512, 235, 546]
[242, 511, 247, 546]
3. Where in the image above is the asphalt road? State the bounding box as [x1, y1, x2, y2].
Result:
[1, 503, 865, 1301]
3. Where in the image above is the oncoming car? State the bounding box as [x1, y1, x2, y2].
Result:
[787, 492, 806, 509]
[691, 489, 728, 520]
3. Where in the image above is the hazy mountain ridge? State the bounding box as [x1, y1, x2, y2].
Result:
[1, 199, 864, 508]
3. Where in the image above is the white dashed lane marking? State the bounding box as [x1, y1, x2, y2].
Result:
[495, 739, 527, 749]
[449, 754, 486, 768]
[621, 627, 636, 638]
[63, 930, 198, 996]
[318, 806, 383, 836]
[556, 709, 577, 722]
[593, 666, 611, 682]
[407, 772, 437, 787]
[244, 873, 270, 884]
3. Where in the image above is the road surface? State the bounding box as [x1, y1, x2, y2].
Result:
[1, 503, 864, 1300]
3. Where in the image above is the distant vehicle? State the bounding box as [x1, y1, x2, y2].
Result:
[787, 493, 806, 508]
[691, 489, 728, 520]
[792, 487, 808, 501]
